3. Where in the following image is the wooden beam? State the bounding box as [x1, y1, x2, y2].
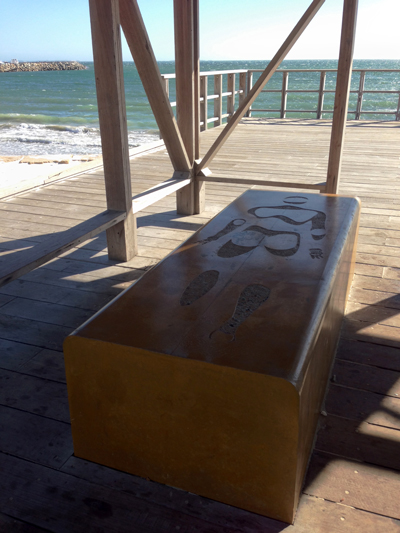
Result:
[119, 0, 190, 172]
[197, 174, 326, 191]
[0, 210, 126, 288]
[132, 172, 191, 214]
[89, 0, 136, 261]
[326, 0, 358, 194]
[197, 0, 326, 172]
[174, 0, 204, 215]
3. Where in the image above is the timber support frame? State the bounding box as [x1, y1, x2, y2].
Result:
[87, 0, 359, 263]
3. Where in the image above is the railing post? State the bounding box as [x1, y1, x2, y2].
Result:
[214, 74, 223, 127]
[280, 71, 289, 118]
[200, 75, 208, 131]
[239, 72, 247, 106]
[396, 92, 400, 121]
[316, 70, 326, 119]
[162, 77, 170, 99]
[159, 77, 170, 139]
[245, 71, 253, 117]
[227, 73, 236, 120]
[89, 0, 137, 262]
[355, 70, 365, 120]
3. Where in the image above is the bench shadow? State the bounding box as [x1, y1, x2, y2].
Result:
[302, 294, 400, 515]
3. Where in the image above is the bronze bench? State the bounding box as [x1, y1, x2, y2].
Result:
[64, 189, 360, 523]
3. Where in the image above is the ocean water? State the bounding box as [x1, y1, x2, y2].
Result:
[0, 59, 399, 156]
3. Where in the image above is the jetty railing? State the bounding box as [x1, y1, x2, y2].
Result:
[161, 68, 400, 126]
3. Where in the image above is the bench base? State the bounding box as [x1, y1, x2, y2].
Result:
[64, 190, 360, 523]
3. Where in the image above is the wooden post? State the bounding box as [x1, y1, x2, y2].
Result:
[197, 0, 326, 173]
[193, 0, 205, 212]
[89, 0, 137, 261]
[162, 77, 170, 99]
[316, 71, 326, 119]
[280, 71, 289, 119]
[193, 0, 200, 161]
[119, 0, 190, 172]
[174, 0, 204, 215]
[227, 73, 236, 119]
[326, 0, 358, 194]
[239, 72, 247, 106]
[200, 76, 208, 131]
[355, 70, 365, 120]
[246, 71, 253, 117]
[214, 74, 223, 127]
[396, 93, 400, 121]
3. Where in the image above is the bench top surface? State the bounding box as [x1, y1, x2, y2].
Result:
[73, 190, 359, 381]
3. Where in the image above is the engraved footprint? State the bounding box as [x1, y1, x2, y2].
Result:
[199, 218, 246, 244]
[180, 270, 220, 306]
[210, 284, 271, 341]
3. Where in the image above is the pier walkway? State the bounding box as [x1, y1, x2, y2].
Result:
[0, 119, 399, 531]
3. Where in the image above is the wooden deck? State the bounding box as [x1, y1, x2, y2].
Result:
[1, 119, 400, 532]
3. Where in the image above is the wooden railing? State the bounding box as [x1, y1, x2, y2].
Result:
[161, 68, 400, 126]
[161, 69, 247, 130]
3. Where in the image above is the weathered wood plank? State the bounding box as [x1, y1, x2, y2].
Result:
[332, 359, 400, 397]
[293, 494, 400, 532]
[62, 456, 284, 532]
[21, 349, 67, 383]
[0, 406, 72, 467]
[0, 452, 275, 533]
[0, 298, 92, 328]
[0, 512, 50, 532]
[325, 384, 400, 430]
[0, 339, 42, 371]
[0, 369, 70, 422]
[336, 338, 400, 372]
[305, 451, 400, 520]
[316, 414, 400, 470]
[0, 314, 71, 351]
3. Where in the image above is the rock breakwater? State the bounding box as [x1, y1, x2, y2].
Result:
[0, 61, 87, 73]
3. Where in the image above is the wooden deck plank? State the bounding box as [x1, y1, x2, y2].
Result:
[304, 451, 400, 521]
[315, 414, 400, 471]
[0, 369, 70, 422]
[1, 119, 400, 530]
[0, 407, 72, 467]
[0, 453, 277, 533]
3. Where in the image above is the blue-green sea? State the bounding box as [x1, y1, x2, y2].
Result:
[0, 59, 399, 156]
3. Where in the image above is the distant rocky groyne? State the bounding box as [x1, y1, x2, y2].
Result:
[0, 61, 87, 73]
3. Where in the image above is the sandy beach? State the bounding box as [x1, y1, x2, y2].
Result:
[0, 154, 103, 199]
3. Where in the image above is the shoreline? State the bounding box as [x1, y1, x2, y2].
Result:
[0, 140, 165, 199]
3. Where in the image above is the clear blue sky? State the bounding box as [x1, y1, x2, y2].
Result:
[0, 0, 398, 62]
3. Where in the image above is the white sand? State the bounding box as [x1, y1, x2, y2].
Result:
[0, 154, 102, 198]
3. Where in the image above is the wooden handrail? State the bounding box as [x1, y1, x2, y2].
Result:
[162, 68, 400, 125]
[246, 68, 400, 120]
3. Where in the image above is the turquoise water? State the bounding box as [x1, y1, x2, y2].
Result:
[0, 59, 399, 155]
